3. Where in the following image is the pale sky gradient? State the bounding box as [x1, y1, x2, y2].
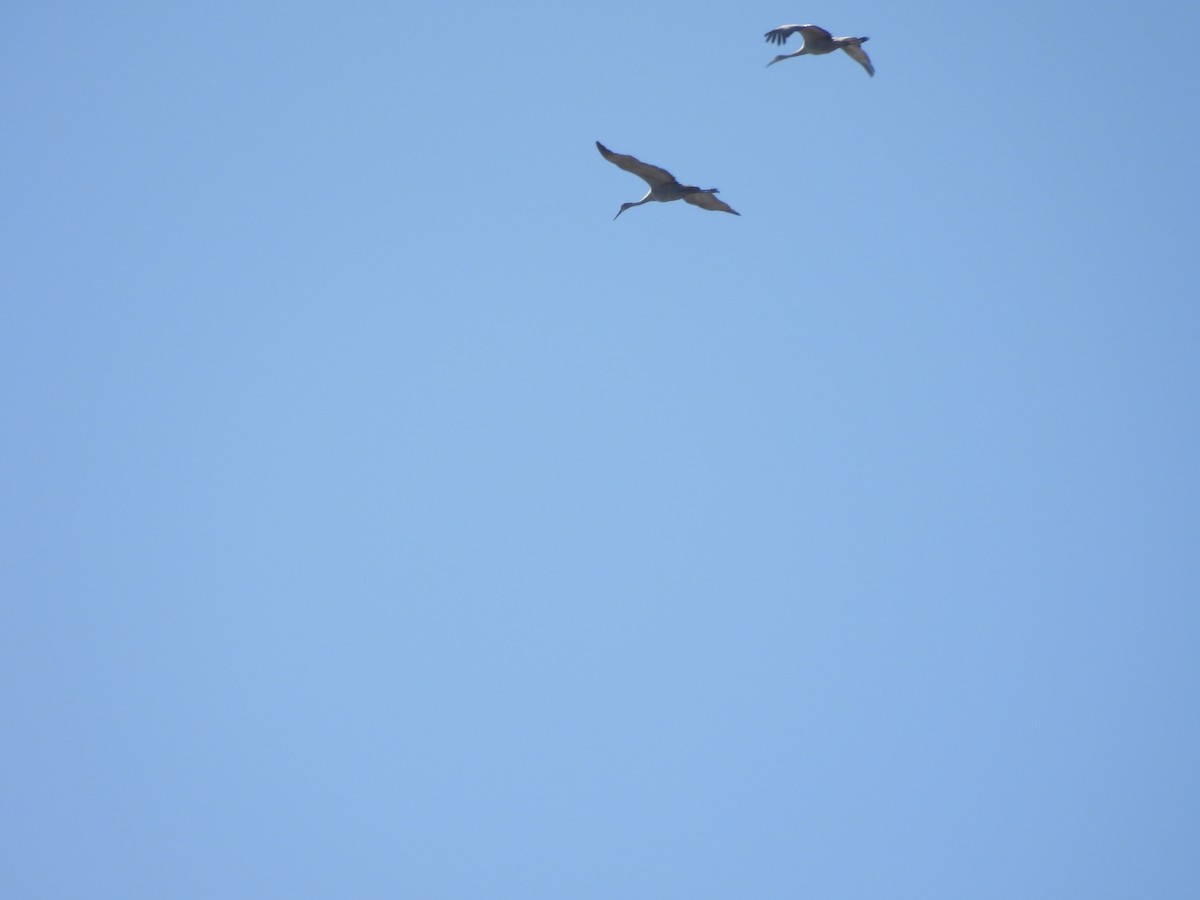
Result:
[3, 2, 1199, 897]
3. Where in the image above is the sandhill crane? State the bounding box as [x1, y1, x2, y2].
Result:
[596, 141, 740, 219]
[764, 24, 874, 77]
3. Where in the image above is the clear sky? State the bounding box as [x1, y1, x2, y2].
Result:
[3, 2, 1199, 897]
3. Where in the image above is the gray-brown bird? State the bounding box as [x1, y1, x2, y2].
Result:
[764, 24, 874, 77]
[596, 142, 740, 219]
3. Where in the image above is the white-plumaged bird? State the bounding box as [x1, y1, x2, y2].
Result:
[596, 141, 740, 219]
[764, 24, 874, 77]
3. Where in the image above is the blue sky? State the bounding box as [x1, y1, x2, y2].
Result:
[3, 2, 1199, 896]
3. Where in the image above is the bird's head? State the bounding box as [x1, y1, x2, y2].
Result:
[766, 54, 787, 67]
[613, 203, 635, 220]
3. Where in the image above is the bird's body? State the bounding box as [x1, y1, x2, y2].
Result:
[596, 141, 740, 219]
[764, 24, 874, 76]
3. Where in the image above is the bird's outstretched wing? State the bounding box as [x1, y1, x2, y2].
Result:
[596, 141, 678, 188]
[684, 192, 740, 215]
[842, 43, 875, 76]
[764, 24, 831, 46]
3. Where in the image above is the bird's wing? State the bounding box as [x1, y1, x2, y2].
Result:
[841, 43, 875, 76]
[764, 24, 830, 45]
[596, 141, 677, 188]
[684, 192, 740, 216]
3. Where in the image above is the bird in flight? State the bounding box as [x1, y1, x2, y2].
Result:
[764, 24, 874, 77]
[596, 141, 740, 219]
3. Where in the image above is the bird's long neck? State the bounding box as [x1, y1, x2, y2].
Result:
[614, 197, 651, 219]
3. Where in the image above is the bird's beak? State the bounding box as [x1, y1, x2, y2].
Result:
[613, 207, 625, 220]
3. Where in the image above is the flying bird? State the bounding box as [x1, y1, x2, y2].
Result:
[596, 141, 740, 219]
[764, 24, 874, 77]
